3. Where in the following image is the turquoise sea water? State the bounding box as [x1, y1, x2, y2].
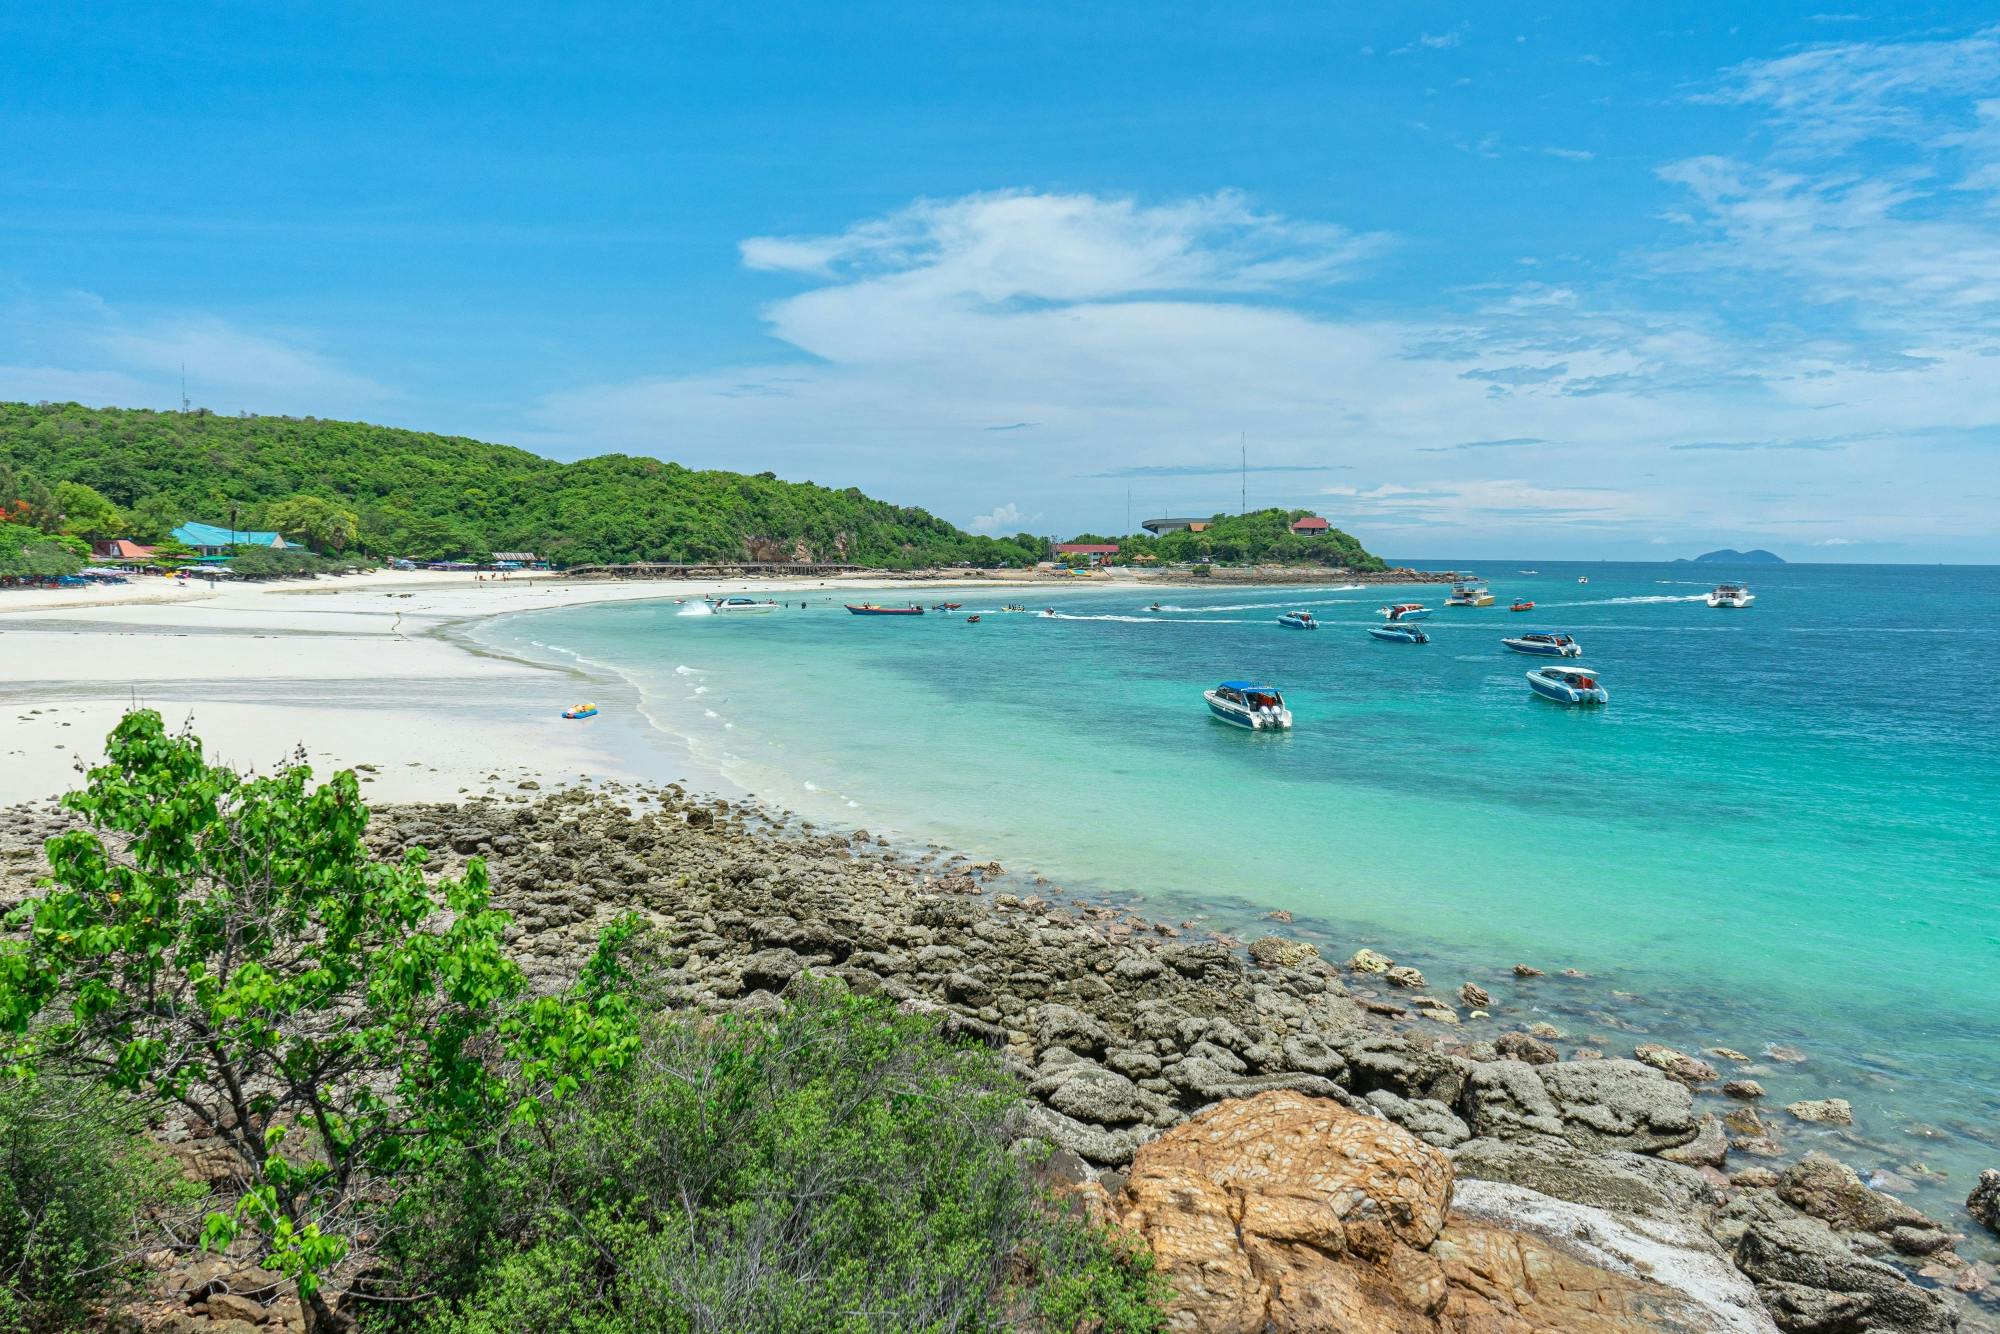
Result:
[471, 562, 2000, 1233]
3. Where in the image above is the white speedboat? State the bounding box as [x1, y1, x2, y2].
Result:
[1379, 603, 1432, 622]
[1503, 632, 1582, 657]
[1277, 610, 1318, 630]
[1445, 580, 1495, 607]
[1706, 583, 1755, 608]
[710, 596, 780, 614]
[1526, 665, 1608, 705]
[1205, 681, 1293, 730]
[1369, 624, 1430, 644]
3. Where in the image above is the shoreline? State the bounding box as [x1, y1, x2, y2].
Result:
[3, 772, 1990, 1327]
[5, 568, 1997, 1295]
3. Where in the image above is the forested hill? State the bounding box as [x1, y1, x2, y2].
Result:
[0, 402, 1041, 567]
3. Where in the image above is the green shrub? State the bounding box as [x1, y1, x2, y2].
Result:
[0, 1079, 195, 1333]
[400, 980, 1166, 1334]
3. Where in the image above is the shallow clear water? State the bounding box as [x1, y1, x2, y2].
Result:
[472, 562, 2000, 1231]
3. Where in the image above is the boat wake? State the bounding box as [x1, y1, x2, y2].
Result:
[1047, 612, 1254, 624]
[1145, 594, 1367, 613]
[1552, 594, 1709, 607]
[676, 601, 714, 616]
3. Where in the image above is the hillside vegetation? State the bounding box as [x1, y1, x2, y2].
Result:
[1082, 509, 1385, 571]
[0, 402, 1043, 568]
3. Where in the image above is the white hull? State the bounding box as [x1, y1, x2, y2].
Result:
[1204, 691, 1293, 730]
[710, 600, 780, 614]
[1705, 592, 1755, 608]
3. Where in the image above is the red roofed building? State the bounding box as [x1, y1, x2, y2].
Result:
[1053, 542, 1119, 567]
[1290, 516, 1330, 535]
[93, 539, 156, 561]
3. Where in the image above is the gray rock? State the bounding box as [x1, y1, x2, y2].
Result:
[1364, 1090, 1470, 1149]
[1537, 1058, 1699, 1154]
[1775, 1153, 1952, 1255]
[1246, 936, 1319, 969]
[1028, 1059, 1170, 1128]
[1969, 1168, 2000, 1236]
[1660, 1114, 1731, 1170]
[1015, 1103, 1156, 1168]
[1494, 1031, 1559, 1066]
[1451, 1136, 1717, 1222]
[1784, 1098, 1854, 1126]
[1715, 1191, 1957, 1333]
[736, 947, 808, 992]
[1278, 1033, 1347, 1078]
[1034, 1003, 1112, 1056]
[1460, 1059, 1566, 1142]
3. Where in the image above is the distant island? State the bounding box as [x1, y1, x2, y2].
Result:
[1676, 548, 1786, 565]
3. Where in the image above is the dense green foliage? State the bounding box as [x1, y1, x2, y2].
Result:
[0, 523, 84, 580]
[0, 1079, 194, 1333]
[0, 711, 641, 1332]
[222, 546, 356, 578]
[0, 403, 1043, 568]
[1088, 509, 1385, 570]
[391, 980, 1165, 1334]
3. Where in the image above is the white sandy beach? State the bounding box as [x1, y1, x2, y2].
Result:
[0, 569, 964, 806]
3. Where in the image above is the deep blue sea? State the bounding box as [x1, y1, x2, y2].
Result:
[471, 561, 2000, 1234]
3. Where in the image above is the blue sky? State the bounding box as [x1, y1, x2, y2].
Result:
[4, 4, 1998, 560]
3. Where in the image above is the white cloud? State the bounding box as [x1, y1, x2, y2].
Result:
[968, 502, 1031, 534]
[536, 173, 2000, 553]
[0, 294, 387, 415]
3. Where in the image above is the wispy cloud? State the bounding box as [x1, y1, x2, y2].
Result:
[1669, 439, 1846, 452]
[1543, 147, 1596, 161]
[1415, 437, 1545, 453]
[984, 421, 1037, 432]
[1081, 463, 1343, 479]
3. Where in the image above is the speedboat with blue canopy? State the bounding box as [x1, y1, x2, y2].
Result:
[1503, 631, 1581, 657]
[1526, 665, 1608, 705]
[1368, 624, 1430, 644]
[1204, 681, 1293, 730]
[1277, 610, 1318, 629]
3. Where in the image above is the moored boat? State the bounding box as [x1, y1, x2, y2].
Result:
[709, 596, 779, 614]
[1504, 631, 1582, 657]
[1368, 624, 1430, 644]
[1446, 580, 1495, 607]
[1379, 603, 1432, 622]
[1526, 665, 1608, 705]
[1277, 610, 1318, 629]
[845, 603, 924, 616]
[1204, 681, 1293, 730]
[930, 601, 962, 611]
[1705, 583, 1755, 608]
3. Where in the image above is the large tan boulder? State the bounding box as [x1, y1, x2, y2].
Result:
[1111, 1090, 1772, 1333]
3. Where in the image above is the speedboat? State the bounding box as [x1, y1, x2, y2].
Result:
[1509, 600, 1534, 612]
[1277, 610, 1318, 630]
[1369, 624, 1430, 644]
[1519, 569, 1540, 575]
[845, 603, 924, 616]
[1706, 583, 1755, 608]
[1446, 582, 1495, 608]
[1379, 603, 1432, 622]
[1147, 602, 1163, 612]
[1205, 681, 1293, 730]
[966, 614, 981, 623]
[1526, 665, 1608, 705]
[709, 596, 779, 614]
[930, 601, 962, 611]
[1577, 576, 1589, 585]
[1504, 632, 1582, 657]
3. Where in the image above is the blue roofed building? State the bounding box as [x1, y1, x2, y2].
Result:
[172, 522, 291, 556]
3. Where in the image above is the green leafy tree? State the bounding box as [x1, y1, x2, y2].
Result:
[0, 712, 641, 1333]
[0, 462, 58, 534]
[126, 495, 182, 545]
[0, 522, 83, 580]
[265, 495, 360, 554]
[50, 482, 124, 542]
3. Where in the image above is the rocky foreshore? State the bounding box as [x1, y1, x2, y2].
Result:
[3, 782, 1996, 1332]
